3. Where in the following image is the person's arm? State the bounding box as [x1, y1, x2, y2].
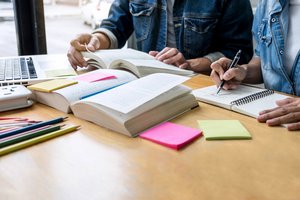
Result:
[99, 0, 133, 48]
[241, 56, 263, 84]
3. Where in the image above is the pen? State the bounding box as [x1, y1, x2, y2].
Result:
[0, 117, 67, 139]
[216, 50, 242, 94]
[0, 125, 80, 156]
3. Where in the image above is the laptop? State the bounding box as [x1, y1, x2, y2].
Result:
[0, 54, 76, 86]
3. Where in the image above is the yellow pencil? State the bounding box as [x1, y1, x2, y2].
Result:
[0, 125, 80, 156]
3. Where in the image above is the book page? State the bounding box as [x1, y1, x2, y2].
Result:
[82, 73, 189, 113]
[192, 85, 269, 109]
[82, 48, 154, 68]
[54, 69, 137, 103]
[110, 59, 194, 77]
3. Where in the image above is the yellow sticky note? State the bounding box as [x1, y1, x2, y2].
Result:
[197, 120, 251, 140]
[28, 79, 78, 92]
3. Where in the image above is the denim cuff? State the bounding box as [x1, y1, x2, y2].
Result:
[204, 52, 225, 62]
[92, 28, 118, 49]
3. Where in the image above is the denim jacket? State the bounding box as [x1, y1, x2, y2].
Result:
[99, 0, 253, 63]
[253, 0, 300, 95]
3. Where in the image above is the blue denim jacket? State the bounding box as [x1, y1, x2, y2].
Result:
[100, 0, 253, 63]
[253, 0, 300, 95]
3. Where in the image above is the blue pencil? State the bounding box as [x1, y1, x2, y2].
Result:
[0, 117, 67, 139]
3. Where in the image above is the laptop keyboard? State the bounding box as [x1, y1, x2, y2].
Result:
[0, 57, 38, 81]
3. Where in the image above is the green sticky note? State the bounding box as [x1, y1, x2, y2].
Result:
[197, 120, 251, 140]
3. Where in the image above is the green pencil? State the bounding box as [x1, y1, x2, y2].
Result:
[0, 125, 62, 148]
[0, 125, 80, 156]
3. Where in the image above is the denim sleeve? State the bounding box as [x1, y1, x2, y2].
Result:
[99, 0, 134, 48]
[252, 1, 263, 57]
[215, 0, 254, 64]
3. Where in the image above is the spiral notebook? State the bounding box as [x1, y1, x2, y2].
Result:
[192, 85, 289, 118]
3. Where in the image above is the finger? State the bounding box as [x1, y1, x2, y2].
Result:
[210, 58, 230, 79]
[67, 48, 78, 69]
[222, 66, 244, 82]
[276, 97, 298, 106]
[67, 47, 87, 68]
[266, 111, 300, 126]
[156, 48, 179, 62]
[259, 107, 300, 125]
[286, 122, 300, 131]
[149, 51, 159, 57]
[88, 35, 100, 51]
[210, 70, 223, 86]
[68, 57, 77, 70]
[155, 47, 171, 58]
[223, 80, 242, 90]
[154, 47, 171, 58]
[257, 106, 290, 122]
[258, 101, 297, 116]
[70, 39, 86, 51]
[179, 62, 189, 69]
[162, 52, 185, 66]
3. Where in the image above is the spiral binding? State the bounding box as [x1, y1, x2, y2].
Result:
[230, 89, 274, 106]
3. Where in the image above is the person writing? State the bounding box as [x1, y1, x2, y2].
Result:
[68, 0, 254, 74]
[210, 0, 300, 130]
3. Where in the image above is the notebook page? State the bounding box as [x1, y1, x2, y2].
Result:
[192, 85, 266, 109]
[232, 93, 288, 118]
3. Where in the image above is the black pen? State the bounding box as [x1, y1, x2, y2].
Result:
[216, 50, 242, 94]
[0, 117, 68, 139]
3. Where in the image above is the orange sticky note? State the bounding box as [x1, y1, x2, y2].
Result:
[75, 72, 116, 82]
[140, 122, 202, 150]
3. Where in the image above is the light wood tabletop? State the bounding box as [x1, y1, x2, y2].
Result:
[1, 74, 300, 200]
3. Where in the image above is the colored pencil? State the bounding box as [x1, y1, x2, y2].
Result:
[0, 117, 67, 139]
[0, 125, 80, 156]
[0, 125, 62, 148]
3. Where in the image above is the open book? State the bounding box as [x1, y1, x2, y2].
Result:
[192, 85, 289, 118]
[71, 73, 198, 137]
[29, 71, 198, 137]
[29, 69, 138, 113]
[81, 48, 194, 77]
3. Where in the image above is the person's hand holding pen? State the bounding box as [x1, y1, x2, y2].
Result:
[210, 50, 248, 93]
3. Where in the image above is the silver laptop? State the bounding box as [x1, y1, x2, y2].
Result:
[0, 54, 75, 86]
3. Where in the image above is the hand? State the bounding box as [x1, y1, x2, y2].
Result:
[210, 57, 247, 90]
[257, 97, 300, 131]
[149, 47, 190, 69]
[67, 33, 101, 69]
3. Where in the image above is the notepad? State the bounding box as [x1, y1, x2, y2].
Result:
[139, 122, 202, 150]
[193, 85, 288, 118]
[197, 120, 251, 140]
[74, 71, 116, 82]
[28, 79, 78, 92]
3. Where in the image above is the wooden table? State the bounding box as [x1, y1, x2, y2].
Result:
[1, 74, 300, 200]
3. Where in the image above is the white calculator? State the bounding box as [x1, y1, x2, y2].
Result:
[0, 85, 34, 112]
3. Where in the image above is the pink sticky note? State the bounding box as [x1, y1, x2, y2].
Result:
[75, 72, 116, 82]
[140, 122, 202, 150]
